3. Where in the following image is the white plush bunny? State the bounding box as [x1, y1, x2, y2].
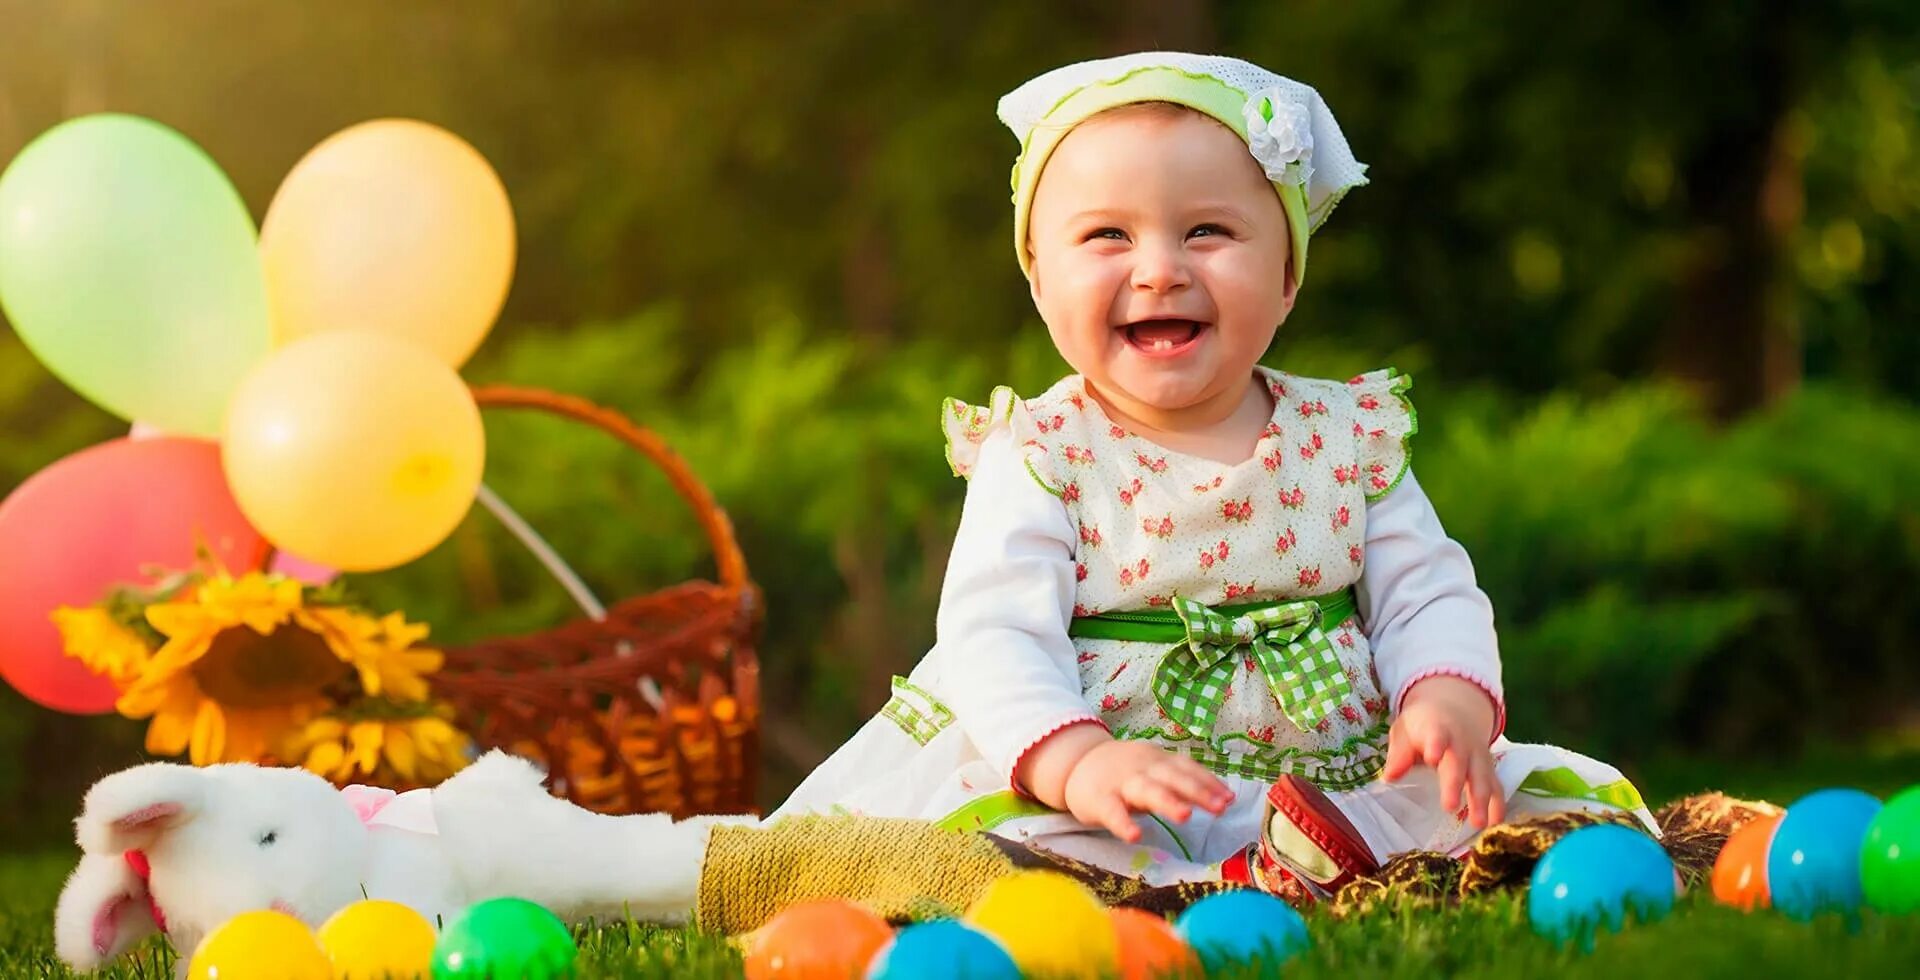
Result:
[55, 750, 744, 972]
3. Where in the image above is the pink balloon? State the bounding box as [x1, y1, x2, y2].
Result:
[0, 437, 267, 713]
[267, 549, 337, 586]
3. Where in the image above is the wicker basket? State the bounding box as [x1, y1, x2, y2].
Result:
[431, 385, 762, 818]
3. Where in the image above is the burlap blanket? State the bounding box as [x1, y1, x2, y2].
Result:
[695, 793, 1779, 933]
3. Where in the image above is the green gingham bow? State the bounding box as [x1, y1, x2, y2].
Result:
[1152, 595, 1353, 740]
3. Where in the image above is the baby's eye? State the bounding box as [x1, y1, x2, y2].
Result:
[1085, 227, 1128, 243]
[1188, 223, 1231, 239]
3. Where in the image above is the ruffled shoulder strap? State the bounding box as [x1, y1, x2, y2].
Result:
[1344, 369, 1418, 501]
[940, 387, 1063, 496]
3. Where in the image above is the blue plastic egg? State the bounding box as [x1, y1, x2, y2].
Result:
[1528, 824, 1675, 949]
[1174, 889, 1309, 971]
[866, 920, 1020, 980]
[1767, 787, 1883, 922]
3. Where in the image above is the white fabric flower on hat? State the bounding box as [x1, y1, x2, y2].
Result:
[1244, 87, 1315, 187]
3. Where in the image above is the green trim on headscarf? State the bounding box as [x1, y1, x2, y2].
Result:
[1010, 65, 1312, 286]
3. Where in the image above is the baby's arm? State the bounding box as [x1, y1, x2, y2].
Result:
[938, 428, 1229, 839]
[1358, 470, 1506, 827]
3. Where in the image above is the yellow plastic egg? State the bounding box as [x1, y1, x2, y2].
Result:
[965, 870, 1117, 978]
[187, 909, 331, 980]
[317, 899, 438, 978]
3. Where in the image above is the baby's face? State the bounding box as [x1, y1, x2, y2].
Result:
[1027, 106, 1295, 420]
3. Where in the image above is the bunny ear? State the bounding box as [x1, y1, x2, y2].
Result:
[54, 852, 160, 971]
[74, 762, 207, 856]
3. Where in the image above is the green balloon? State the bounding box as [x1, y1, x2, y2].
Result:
[433, 897, 578, 979]
[0, 114, 269, 437]
[1862, 784, 1920, 915]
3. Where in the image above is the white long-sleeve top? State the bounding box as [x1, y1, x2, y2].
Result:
[932, 424, 1504, 785]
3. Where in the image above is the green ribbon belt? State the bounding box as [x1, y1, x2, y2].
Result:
[1070, 589, 1360, 740]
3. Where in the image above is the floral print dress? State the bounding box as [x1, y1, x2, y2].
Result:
[774, 366, 1653, 883]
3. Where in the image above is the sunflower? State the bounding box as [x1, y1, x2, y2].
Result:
[49, 607, 151, 686]
[109, 571, 445, 767]
[282, 706, 471, 787]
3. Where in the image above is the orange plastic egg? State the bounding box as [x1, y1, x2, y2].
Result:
[742, 900, 893, 980]
[1110, 907, 1199, 980]
[1712, 812, 1782, 911]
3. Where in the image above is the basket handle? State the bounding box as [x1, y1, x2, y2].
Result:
[469, 384, 751, 596]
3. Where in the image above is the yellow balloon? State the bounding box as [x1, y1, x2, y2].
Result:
[964, 870, 1117, 978]
[188, 909, 331, 980]
[223, 330, 485, 572]
[260, 119, 515, 368]
[317, 899, 437, 979]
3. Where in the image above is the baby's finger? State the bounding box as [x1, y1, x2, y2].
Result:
[1382, 719, 1418, 782]
[1157, 759, 1233, 812]
[1076, 790, 1141, 843]
[1436, 746, 1466, 815]
[1123, 775, 1194, 826]
[1462, 751, 1493, 828]
[1469, 752, 1506, 828]
[1421, 725, 1453, 769]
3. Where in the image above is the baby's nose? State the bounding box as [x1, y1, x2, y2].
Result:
[1129, 240, 1193, 292]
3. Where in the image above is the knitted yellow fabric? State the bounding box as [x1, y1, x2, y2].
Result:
[697, 816, 1021, 934]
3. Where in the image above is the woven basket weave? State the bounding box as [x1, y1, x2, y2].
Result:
[431, 385, 762, 818]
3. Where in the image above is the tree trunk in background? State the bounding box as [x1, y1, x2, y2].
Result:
[1661, 15, 1804, 421]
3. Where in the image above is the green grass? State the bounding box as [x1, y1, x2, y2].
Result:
[5, 848, 1918, 979]
[7, 742, 1916, 977]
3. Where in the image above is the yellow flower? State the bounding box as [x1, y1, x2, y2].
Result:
[282, 708, 472, 787]
[50, 607, 151, 686]
[112, 572, 357, 767]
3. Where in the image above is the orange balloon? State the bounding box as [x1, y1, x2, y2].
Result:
[1109, 907, 1199, 980]
[743, 900, 893, 980]
[1712, 813, 1783, 911]
[260, 119, 514, 368]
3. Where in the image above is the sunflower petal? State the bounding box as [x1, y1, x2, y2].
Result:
[348, 721, 384, 776]
[189, 699, 226, 766]
[144, 602, 209, 638]
[303, 739, 346, 778]
[144, 705, 194, 756]
[383, 725, 418, 782]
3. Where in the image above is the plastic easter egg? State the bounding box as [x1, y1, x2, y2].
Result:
[1767, 788, 1882, 922]
[1110, 906, 1200, 980]
[1711, 813, 1782, 911]
[1527, 824, 1675, 948]
[744, 899, 893, 979]
[1174, 889, 1309, 972]
[1862, 785, 1920, 915]
[965, 870, 1116, 978]
[432, 897, 575, 979]
[318, 899, 437, 978]
[188, 909, 331, 980]
[865, 919, 1019, 980]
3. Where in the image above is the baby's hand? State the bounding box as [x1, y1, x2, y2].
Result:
[1062, 739, 1234, 843]
[1382, 675, 1504, 829]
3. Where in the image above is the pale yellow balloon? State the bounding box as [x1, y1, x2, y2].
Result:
[223, 330, 484, 572]
[260, 119, 515, 367]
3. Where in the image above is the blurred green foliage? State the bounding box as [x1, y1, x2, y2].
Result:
[2, 1, 1918, 843]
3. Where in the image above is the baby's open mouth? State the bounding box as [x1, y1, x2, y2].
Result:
[1121, 319, 1207, 357]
